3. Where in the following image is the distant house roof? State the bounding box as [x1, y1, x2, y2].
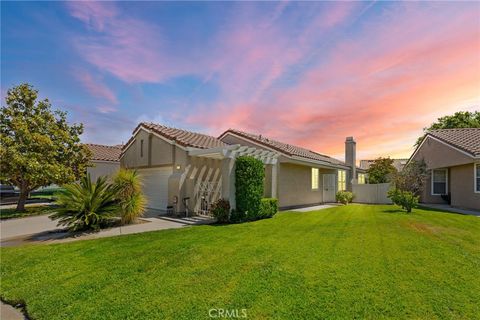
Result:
[130, 122, 226, 149]
[427, 128, 480, 157]
[219, 129, 353, 168]
[86, 144, 122, 162]
[360, 158, 409, 171]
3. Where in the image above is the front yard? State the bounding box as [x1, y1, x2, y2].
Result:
[1, 205, 479, 319]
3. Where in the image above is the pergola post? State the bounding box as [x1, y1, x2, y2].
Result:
[221, 157, 236, 209]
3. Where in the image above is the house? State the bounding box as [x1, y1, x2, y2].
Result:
[86, 144, 122, 181]
[120, 122, 365, 213]
[408, 128, 480, 211]
[359, 158, 409, 172]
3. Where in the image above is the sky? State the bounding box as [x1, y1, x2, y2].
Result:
[1, 1, 479, 161]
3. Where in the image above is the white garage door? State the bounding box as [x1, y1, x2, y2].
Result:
[138, 167, 172, 210]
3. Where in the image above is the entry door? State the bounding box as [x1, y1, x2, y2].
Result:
[323, 174, 336, 203]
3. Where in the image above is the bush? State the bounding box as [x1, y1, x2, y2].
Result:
[235, 156, 265, 220]
[388, 188, 419, 213]
[259, 198, 278, 218]
[229, 209, 246, 223]
[336, 191, 354, 205]
[113, 169, 147, 224]
[211, 199, 230, 223]
[50, 175, 119, 232]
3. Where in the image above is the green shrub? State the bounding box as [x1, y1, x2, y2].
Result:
[388, 188, 419, 213]
[113, 169, 147, 224]
[211, 199, 230, 223]
[336, 191, 354, 205]
[50, 175, 119, 231]
[259, 198, 278, 218]
[235, 156, 264, 220]
[229, 209, 246, 223]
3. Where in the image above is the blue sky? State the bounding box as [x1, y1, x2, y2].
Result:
[2, 1, 479, 160]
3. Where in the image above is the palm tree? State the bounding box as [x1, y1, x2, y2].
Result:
[113, 169, 147, 224]
[51, 175, 119, 232]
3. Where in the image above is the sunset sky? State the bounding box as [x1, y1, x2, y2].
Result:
[1, 1, 479, 161]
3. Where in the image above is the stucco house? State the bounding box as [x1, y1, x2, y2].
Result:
[408, 128, 480, 211]
[121, 122, 365, 214]
[86, 144, 122, 181]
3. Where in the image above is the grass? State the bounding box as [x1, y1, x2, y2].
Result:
[1, 205, 479, 319]
[0, 205, 57, 220]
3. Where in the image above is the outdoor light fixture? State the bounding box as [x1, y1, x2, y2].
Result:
[176, 165, 181, 170]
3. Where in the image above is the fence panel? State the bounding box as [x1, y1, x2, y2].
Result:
[352, 183, 392, 204]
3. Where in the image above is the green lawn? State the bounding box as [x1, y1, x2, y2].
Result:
[0, 205, 57, 220]
[1, 205, 479, 319]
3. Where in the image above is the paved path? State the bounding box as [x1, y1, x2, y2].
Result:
[419, 204, 480, 216]
[0, 210, 214, 247]
[289, 203, 340, 212]
[0, 301, 25, 320]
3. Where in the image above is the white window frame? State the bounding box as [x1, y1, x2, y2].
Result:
[431, 168, 448, 196]
[475, 162, 480, 193]
[338, 170, 346, 191]
[311, 168, 319, 190]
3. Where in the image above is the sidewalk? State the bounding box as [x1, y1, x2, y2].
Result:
[1, 211, 214, 247]
[419, 204, 480, 216]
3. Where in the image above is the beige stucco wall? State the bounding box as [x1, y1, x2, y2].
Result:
[121, 129, 174, 169]
[277, 163, 335, 208]
[411, 136, 473, 169]
[87, 161, 120, 181]
[450, 163, 480, 211]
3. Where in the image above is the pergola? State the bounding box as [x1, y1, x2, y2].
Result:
[188, 144, 278, 164]
[187, 144, 280, 209]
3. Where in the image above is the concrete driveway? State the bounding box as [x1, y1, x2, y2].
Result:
[1, 210, 214, 247]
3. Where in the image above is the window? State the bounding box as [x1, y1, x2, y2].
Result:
[475, 163, 480, 193]
[338, 170, 346, 191]
[431, 169, 447, 195]
[358, 173, 366, 184]
[311, 168, 319, 190]
[140, 139, 144, 157]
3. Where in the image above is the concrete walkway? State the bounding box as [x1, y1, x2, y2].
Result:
[0, 301, 25, 320]
[289, 203, 340, 212]
[0, 210, 214, 247]
[419, 204, 480, 216]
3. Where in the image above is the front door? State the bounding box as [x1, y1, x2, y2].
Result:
[323, 174, 336, 203]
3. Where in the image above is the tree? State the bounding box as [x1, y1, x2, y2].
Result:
[416, 111, 480, 146]
[393, 160, 428, 196]
[0, 84, 91, 211]
[113, 169, 147, 224]
[366, 157, 397, 184]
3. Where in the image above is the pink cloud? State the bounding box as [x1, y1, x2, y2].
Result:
[185, 3, 480, 160]
[74, 69, 117, 104]
[97, 105, 117, 114]
[67, 2, 187, 83]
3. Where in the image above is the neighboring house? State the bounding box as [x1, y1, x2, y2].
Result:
[408, 128, 480, 211]
[86, 144, 122, 181]
[359, 158, 409, 172]
[121, 122, 365, 213]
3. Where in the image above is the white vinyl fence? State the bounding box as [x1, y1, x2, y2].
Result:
[352, 183, 392, 204]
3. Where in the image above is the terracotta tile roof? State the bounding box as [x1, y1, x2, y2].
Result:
[133, 122, 226, 149]
[86, 144, 122, 162]
[427, 128, 480, 157]
[220, 129, 349, 167]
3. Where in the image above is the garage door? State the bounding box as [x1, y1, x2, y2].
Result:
[138, 167, 172, 210]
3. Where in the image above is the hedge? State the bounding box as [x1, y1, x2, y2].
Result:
[259, 198, 278, 218]
[235, 156, 264, 220]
